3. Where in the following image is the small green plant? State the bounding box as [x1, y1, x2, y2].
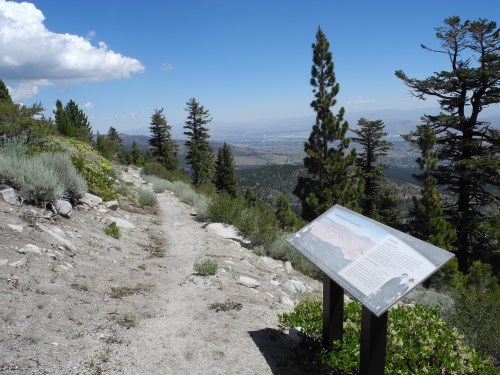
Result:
[98, 347, 112, 362]
[137, 187, 157, 206]
[20, 211, 37, 225]
[194, 258, 218, 276]
[143, 232, 165, 257]
[104, 222, 121, 239]
[118, 313, 138, 329]
[138, 264, 146, 271]
[110, 284, 153, 299]
[71, 283, 89, 292]
[209, 299, 242, 312]
[50, 272, 58, 283]
[47, 312, 53, 319]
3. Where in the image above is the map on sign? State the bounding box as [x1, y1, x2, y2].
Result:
[288, 205, 454, 316]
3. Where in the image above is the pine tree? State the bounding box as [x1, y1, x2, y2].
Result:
[293, 27, 362, 220]
[106, 126, 123, 161]
[351, 117, 400, 226]
[0, 79, 12, 105]
[275, 194, 298, 231]
[244, 187, 257, 206]
[95, 131, 111, 159]
[214, 143, 238, 197]
[54, 100, 93, 143]
[129, 141, 142, 165]
[405, 122, 457, 250]
[184, 98, 214, 187]
[148, 108, 178, 170]
[396, 17, 499, 272]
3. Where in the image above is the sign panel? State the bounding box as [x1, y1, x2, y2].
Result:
[288, 205, 454, 316]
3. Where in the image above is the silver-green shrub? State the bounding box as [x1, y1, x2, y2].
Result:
[137, 187, 157, 206]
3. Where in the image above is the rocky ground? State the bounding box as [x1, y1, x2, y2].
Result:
[0, 168, 322, 374]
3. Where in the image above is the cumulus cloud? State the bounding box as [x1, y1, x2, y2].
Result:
[0, 0, 145, 99]
[83, 102, 94, 109]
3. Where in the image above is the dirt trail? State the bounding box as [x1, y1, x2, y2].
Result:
[113, 190, 315, 374]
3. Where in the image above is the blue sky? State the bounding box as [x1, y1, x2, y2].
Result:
[0, 0, 498, 135]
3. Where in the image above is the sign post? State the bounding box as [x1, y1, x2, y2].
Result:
[322, 275, 344, 349]
[287, 205, 454, 372]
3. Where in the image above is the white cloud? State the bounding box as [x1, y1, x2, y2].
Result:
[347, 98, 376, 105]
[161, 63, 174, 71]
[83, 102, 94, 109]
[0, 0, 145, 99]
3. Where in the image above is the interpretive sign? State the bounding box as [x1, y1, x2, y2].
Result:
[288, 205, 454, 316]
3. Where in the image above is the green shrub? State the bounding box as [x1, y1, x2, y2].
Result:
[193, 258, 218, 276]
[34, 152, 87, 201]
[279, 300, 497, 374]
[143, 175, 171, 193]
[0, 139, 87, 204]
[104, 223, 121, 239]
[137, 188, 157, 206]
[447, 261, 500, 363]
[403, 285, 455, 316]
[141, 160, 190, 183]
[30, 136, 117, 201]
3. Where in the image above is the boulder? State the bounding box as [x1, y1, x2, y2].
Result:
[105, 216, 135, 229]
[284, 261, 293, 273]
[237, 276, 260, 288]
[82, 193, 103, 206]
[55, 200, 72, 217]
[1, 188, 18, 205]
[39, 225, 77, 254]
[105, 200, 119, 211]
[260, 256, 284, 270]
[17, 244, 41, 255]
[281, 279, 307, 294]
[8, 224, 23, 232]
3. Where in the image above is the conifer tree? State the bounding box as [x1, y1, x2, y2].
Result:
[54, 99, 93, 143]
[396, 17, 499, 271]
[275, 194, 298, 231]
[351, 117, 400, 226]
[129, 140, 142, 165]
[184, 98, 214, 186]
[0, 79, 12, 105]
[106, 126, 123, 161]
[244, 187, 257, 206]
[214, 142, 238, 197]
[148, 108, 178, 170]
[293, 27, 362, 220]
[404, 122, 456, 250]
[95, 131, 111, 159]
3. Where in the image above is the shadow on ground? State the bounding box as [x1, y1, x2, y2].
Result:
[248, 328, 321, 375]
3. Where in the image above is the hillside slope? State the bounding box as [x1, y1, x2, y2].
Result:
[0, 169, 320, 374]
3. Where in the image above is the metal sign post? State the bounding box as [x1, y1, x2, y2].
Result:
[322, 274, 344, 349]
[360, 307, 388, 375]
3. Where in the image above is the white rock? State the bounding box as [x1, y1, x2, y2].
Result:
[270, 280, 280, 287]
[39, 225, 77, 254]
[237, 276, 260, 288]
[285, 261, 293, 273]
[97, 208, 108, 214]
[0, 188, 18, 205]
[18, 244, 41, 255]
[260, 256, 284, 270]
[8, 224, 23, 232]
[0, 259, 9, 266]
[105, 216, 135, 229]
[282, 280, 307, 294]
[82, 193, 103, 206]
[205, 223, 250, 243]
[105, 200, 119, 211]
[9, 256, 27, 267]
[55, 200, 72, 217]
[280, 293, 295, 307]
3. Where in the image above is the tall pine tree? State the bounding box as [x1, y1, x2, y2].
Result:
[106, 126, 123, 161]
[294, 27, 362, 220]
[396, 17, 499, 272]
[404, 122, 456, 250]
[214, 142, 238, 197]
[351, 117, 400, 226]
[148, 108, 178, 170]
[54, 99, 93, 143]
[184, 98, 214, 187]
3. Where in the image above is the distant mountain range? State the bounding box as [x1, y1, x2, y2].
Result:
[123, 107, 499, 147]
